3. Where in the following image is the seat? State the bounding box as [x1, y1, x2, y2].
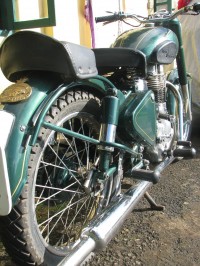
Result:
[93, 47, 147, 77]
[0, 31, 98, 82]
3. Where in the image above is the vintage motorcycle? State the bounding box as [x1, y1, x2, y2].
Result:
[0, 3, 199, 266]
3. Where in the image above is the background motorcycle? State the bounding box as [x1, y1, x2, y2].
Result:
[0, 3, 198, 266]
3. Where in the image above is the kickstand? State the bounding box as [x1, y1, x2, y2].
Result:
[144, 192, 165, 211]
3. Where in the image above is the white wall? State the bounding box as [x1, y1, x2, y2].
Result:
[0, 0, 149, 93]
[53, 0, 80, 43]
[0, 0, 42, 93]
[93, 0, 148, 47]
[17, 0, 40, 20]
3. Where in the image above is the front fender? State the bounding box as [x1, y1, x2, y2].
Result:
[1, 75, 125, 212]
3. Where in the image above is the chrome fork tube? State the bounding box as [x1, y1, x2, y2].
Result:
[98, 123, 117, 151]
[166, 81, 184, 140]
[182, 84, 192, 121]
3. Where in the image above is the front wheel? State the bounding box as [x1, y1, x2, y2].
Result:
[0, 90, 111, 266]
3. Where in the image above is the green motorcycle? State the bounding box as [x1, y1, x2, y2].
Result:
[0, 3, 198, 266]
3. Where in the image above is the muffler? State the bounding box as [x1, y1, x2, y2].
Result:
[58, 180, 152, 266]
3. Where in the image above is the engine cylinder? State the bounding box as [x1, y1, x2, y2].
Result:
[147, 65, 166, 103]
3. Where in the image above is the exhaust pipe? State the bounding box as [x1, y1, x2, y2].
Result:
[58, 181, 152, 266]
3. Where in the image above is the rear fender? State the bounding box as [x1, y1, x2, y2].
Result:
[30, 76, 125, 146]
[2, 75, 124, 208]
[1, 75, 61, 211]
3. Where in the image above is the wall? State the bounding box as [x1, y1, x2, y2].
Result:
[53, 0, 80, 44]
[0, 0, 149, 93]
[93, 0, 148, 48]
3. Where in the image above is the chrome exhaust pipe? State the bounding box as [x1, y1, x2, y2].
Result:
[58, 181, 152, 266]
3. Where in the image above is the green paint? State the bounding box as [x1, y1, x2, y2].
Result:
[118, 91, 156, 146]
[112, 26, 178, 64]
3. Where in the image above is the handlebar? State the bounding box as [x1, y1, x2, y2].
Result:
[95, 13, 125, 23]
[193, 2, 200, 12]
[95, 12, 143, 24]
[95, 3, 200, 25]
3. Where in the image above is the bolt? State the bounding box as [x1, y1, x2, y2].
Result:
[20, 125, 26, 132]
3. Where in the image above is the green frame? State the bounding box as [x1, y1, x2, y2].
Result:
[0, 0, 56, 30]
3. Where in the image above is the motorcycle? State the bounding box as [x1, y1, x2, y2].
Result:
[0, 3, 199, 266]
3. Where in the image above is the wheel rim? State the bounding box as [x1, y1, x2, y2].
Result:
[33, 112, 101, 252]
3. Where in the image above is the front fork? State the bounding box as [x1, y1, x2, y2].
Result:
[182, 81, 192, 122]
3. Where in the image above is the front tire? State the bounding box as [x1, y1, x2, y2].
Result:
[0, 90, 107, 265]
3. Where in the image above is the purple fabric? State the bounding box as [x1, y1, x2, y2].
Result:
[84, 0, 95, 48]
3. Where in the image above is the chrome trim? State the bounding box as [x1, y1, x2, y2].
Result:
[182, 84, 192, 121]
[166, 81, 184, 140]
[58, 181, 151, 266]
[58, 237, 96, 266]
[0, 110, 15, 216]
[98, 123, 117, 151]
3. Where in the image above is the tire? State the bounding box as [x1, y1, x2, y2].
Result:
[0, 90, 109, 266]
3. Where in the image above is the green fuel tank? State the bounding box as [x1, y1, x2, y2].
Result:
[112, 25, 179, 65]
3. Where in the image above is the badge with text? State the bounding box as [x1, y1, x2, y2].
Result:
[0, 80, 32, 103]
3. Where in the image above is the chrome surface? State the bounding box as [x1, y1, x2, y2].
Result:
[58, 237, 96, 266]
[182, 84, 192, 121]
[58, 181, 151, 266]
[166, 81, 184, 140]
[98, 123, 117, 151]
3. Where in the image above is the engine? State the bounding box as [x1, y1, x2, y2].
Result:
[105, 25, 179, 163]
[118, 64, 175, 163]
[147, 101, 174, 162]
[145, 65, 175, 162]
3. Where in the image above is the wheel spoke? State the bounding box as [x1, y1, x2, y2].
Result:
[38, 195, 88, 229]
[35, 181, 83, 207]
[46, 143, 82, 186]
[35, 156, 54, 206]
[68, 120, 86, 178]
[33, 106, 104, 251]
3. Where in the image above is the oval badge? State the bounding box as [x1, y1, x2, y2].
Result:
[0, 82, 32, 103]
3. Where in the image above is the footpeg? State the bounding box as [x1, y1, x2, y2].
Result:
[177, 140, 191, 147]
[173, 147, 196, 158]
[129, 169, 160, 184]
[127, 156, 174, 184]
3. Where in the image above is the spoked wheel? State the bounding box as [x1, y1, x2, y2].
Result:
[0, 90, 111, 266]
